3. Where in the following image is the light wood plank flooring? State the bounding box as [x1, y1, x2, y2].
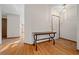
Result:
[0, 38, 79, 55]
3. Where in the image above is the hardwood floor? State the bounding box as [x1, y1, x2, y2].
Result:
[0, 38, 79, 55]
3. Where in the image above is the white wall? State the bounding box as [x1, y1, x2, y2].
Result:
[19, 5, 24, 39]
[51, 5, 77, 41]
[51, 7, 60, 39]
[24, 4, 78, 44]
[60, 5, 77, 41]
[1, 4, 25, 39]
[7, 14, 20, 37]
[0, 7, 2, 44]
[77, 20, 79, 49]
[24, 5, 51, 44]
[1, 4, 22, 15]
[77, 5, 79, 50]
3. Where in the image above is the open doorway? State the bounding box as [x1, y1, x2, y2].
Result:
[51, 15, 60, 39]
[1, 15, 21, 45]
[2, 16, 7, 39]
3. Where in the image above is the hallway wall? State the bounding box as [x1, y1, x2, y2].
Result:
[60, 5, 77, 41]
[51, 5, 77, 41]
[24, 5, 51, 44]
[77, 5, 79, 50]
[7, 14, 20, 38]
[77, 19, 79, 49]
[51, 5, 62, 39]
[0, 7, 2, 44]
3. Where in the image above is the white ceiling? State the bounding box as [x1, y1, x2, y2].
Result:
[0, 4, 24, 16]
[0, 4, 63, 16]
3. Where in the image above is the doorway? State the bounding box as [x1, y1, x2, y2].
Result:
[51, 15, 60, 39]
[2, 17, 7, 39]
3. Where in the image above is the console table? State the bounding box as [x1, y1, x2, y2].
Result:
[32, 32, 56, 51]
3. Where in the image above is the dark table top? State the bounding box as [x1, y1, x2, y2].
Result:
[32, 32, 56, 35]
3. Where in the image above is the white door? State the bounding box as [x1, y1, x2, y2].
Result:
[52, 16, 59, 39]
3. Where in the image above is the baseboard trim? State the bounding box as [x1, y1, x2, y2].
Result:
[7, 36, 20, 39]
[59, 37, 77, 43]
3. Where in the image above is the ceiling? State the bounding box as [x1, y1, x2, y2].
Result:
[0, 4, 24, 16]
[0, 4, 64, 16]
